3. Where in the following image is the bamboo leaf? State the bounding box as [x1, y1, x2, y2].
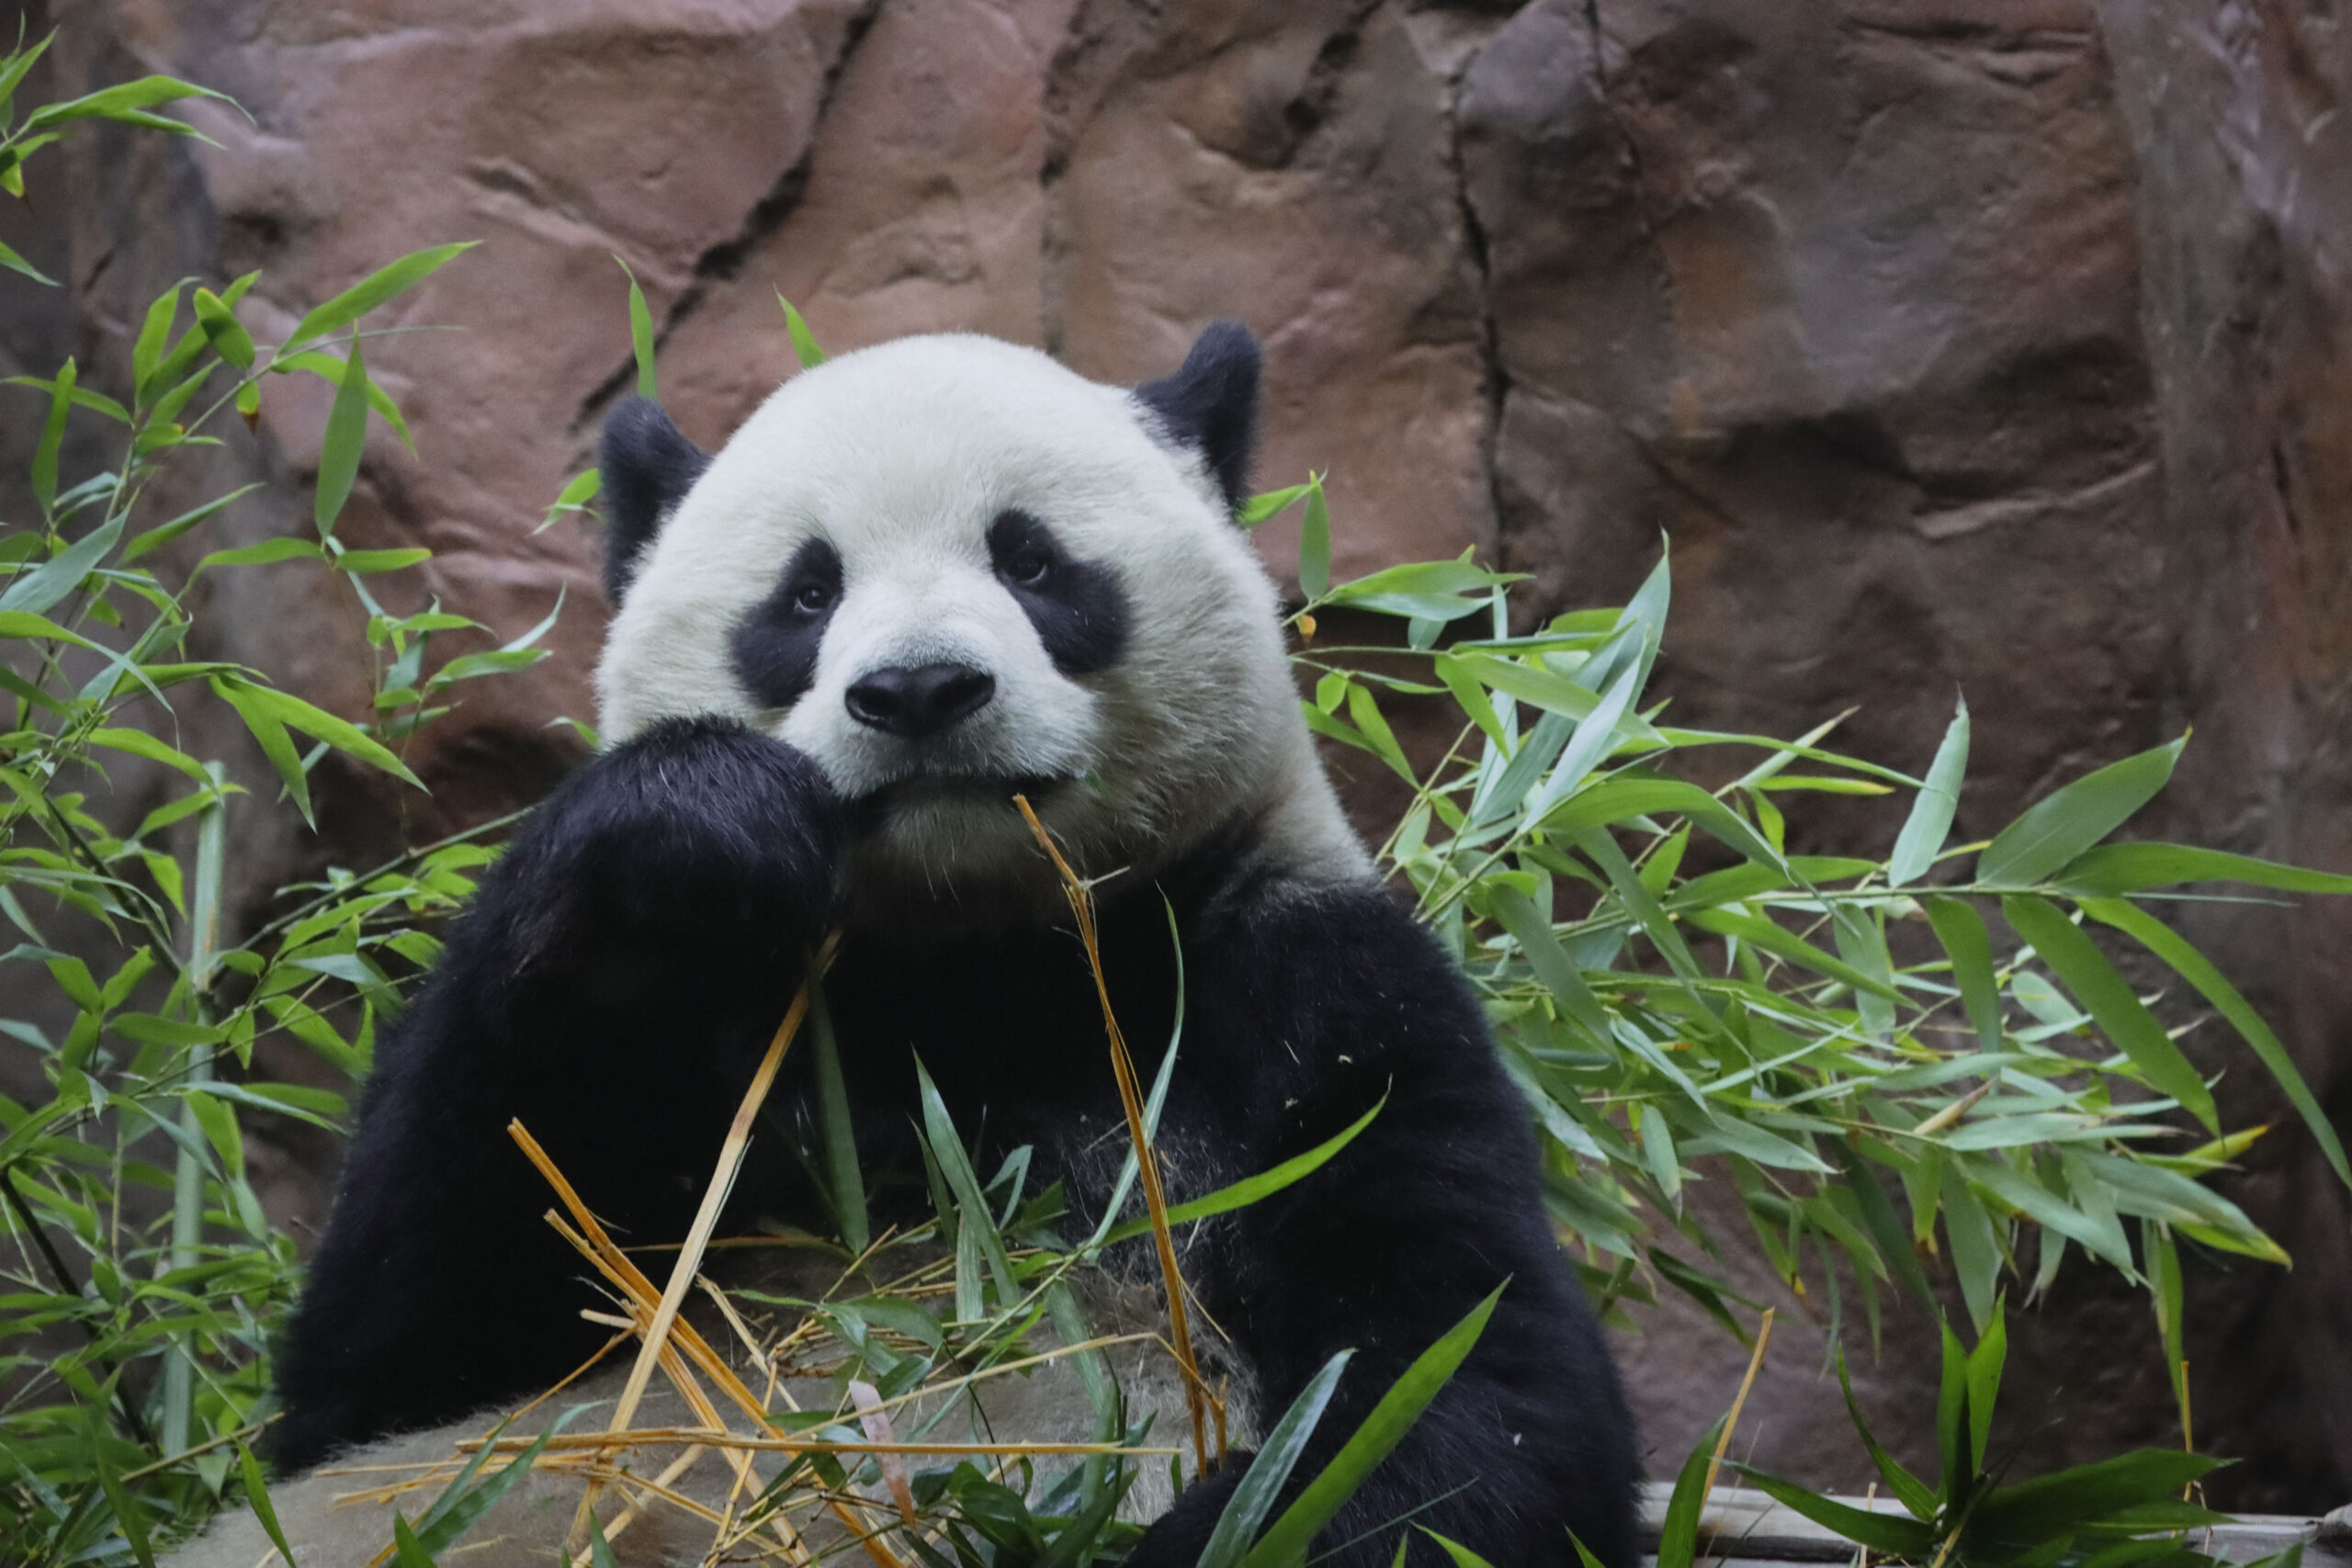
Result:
[2082, 897, 2351, 1193]
[2002, 895, 2218, 1133]
[2057, 841, 2352, 897]
[779, 293, 827, 368]
[1726, 1469, 1938, 1559]
[1296, 476, 1331, 603]
[22, 73, 230, 133]
[314, 331, 370, 536]
[1890, 696, 1968, 885]
[1, 512, 122, 615]
[29, 355, 74, 512]
[619, 256, 658, 398]
[1099, 1093, 1385, 1246]
[125, 483, 262, 561]
[1198, 1351, 1351, 1568]
[192, 286, 254, 369]
[1978, 739, 2184, 886]
[1241, 1284, 1503, 1567]
[280, 241, 477, 355]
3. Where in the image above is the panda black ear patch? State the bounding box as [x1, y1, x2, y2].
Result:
[598, 397, 711, 604]
[1135, 321, 1261, 514]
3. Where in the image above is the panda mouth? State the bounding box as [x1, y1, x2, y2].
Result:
[847, 772, 1072, 828]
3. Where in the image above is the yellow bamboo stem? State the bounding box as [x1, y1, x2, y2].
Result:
[1013, 795, 1219, 1476]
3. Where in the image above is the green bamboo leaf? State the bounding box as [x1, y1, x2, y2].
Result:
[0, 32, 57, 117]
[272, 348, 413, 447]
[1296, 475, 1330, 602]
[808, 978, 866, 1255]
[87, 1404, 156, 1568]
[30, 355, 73, 512]
[2081, 897, 2349, 1193]
[192, 286, 254, 369]
[1725, 1469, 1937, 1559]
[1237, 481, 1313, 528]
[1523, 655, 1645, 822]
[21, 73, 230, 133]
[0, 512, 122, 615]
[1639, 1101, 1682, 1206]
[1198, 1351, 1351, 1567]
[1966, 1450, 2223, 1548]
[1835, 1348, 1937, 1518]
[2002, 896, 2217, 1132]
[315, 331, 370, 536]
[86, 727, 211, 783]
[913, 1055, 1018, 1308]
[1654, 1416, 1726, 1568]
[210, 676, 312, 825]
[216, 677, 425, 790]
[0, 373, 125, 423]
[1940, 1162, 2001, 1336]
[1890, 696, 1969, 885]
[1099, 1093, 1385, 1246]
[390, 1512, 435, 1568]
[334, 548, 433, 574]
[125, 482, 262, 561]
[1420, 1534, 1502, 1568]
[619, 256, 658, 398]
[1539, 776, 1784, 870]
[1963, 1306, 2006, 1476]
[2057, 841, 2352, 897]
[132, 282, 187, 393]
[237, 1443, 298, 1568]
[280, 241, 477, 355]
[1923, 896, 2003, 1057]
[192, 536, 323, 576]
[1487, 886, 1611, 1041]
[1978, 739, 2184, 886]
[778, 292, 827, 368]
[1965, 1156, 2135, 1271]
[1240, 1283, 1504, 1568]
[1684, 908, 1899, 1000]
[539, 466, 601, 534]
[1834, 1138, 1938, 1314]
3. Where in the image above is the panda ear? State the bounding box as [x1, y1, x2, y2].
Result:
[598, 397, 711, 604]
[1135, 321, 1261, 514]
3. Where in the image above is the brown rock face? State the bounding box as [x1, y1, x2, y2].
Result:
[8, 0, 2352, 1506]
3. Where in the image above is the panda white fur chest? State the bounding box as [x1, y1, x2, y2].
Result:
[174, 326, 1636, 1568]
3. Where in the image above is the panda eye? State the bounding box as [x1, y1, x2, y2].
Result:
[1002, 549, 1051, 587]
[792, 581, 835, 613]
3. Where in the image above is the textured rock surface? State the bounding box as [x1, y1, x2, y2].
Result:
[7, 0, 2352, 1506]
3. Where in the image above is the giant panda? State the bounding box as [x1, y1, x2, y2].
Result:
[174, 324, 1638, 1567]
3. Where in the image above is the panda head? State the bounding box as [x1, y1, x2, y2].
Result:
[593, 324, 1368, 923]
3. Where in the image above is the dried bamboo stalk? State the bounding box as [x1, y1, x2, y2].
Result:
[1013, 795, 1218, 1475]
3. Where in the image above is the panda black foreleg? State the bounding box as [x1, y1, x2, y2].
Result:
[266, 717, 842, 1472]
[1125, 884, 1639, 1568]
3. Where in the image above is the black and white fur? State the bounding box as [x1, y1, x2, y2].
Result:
[183, 326, 1637, 1567]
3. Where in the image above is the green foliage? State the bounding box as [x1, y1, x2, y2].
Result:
[1735, 1302, 2236, 1568]
[0, 36, 551, 1562]
[1291, 537, 2350, 1375]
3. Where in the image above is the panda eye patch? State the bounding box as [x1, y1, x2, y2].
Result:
[986, 510, 1128, 676]
[730, 536, 843, 708]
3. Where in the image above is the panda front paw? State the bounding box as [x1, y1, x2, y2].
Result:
[517, 716, 846, 944]
[1124, 1464, 1245, 1568]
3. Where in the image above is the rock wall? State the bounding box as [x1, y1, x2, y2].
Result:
[7, 0, 2351, 1507]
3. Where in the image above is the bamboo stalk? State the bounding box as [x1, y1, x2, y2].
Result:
[1012, 795, 1219, 1475]
[1702, 1306, 1774, 1504]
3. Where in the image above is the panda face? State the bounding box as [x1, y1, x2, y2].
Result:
[594, 330, 1366, 918]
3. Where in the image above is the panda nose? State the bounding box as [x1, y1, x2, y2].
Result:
[844, 661, 996, 738]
